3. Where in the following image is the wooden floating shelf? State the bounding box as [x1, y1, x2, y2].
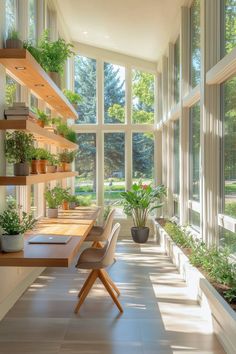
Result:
[0, 172, 78, 186]
[0, 49, 78, 120]
[0, 119, 78, 150]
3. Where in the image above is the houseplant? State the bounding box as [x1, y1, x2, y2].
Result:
[34, 108, 50, 128]
[63, 89, 82, 109]
[36, 148, 49, 174]
[61, 188, 71, 210]
[121, 182, 166, 243]
[65, 128, 77, 143]
[59, 150, 77, 172]
[5, 28, 23, 49]
[47, 153, 58, 173]
[0, 207, 36, 252]
[56, 121, 69, 137]
[68, 195, 78, 210]
[44, 186, 65, 218]
[30, 147, 39, 174]
[5, 131, 34, 176]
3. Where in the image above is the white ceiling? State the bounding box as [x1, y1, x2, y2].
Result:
[55, 0, 187, 62]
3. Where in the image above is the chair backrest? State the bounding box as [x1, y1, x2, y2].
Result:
[100, 223, 120, 268]
[101, 208, 116, 241]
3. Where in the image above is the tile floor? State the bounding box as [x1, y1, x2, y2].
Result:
[0, 239, 225, 354]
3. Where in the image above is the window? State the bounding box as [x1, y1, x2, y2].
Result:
[174, 37, 180, 104]
[220, 77, 236, 251]
[6, 75, 17, 106]
[173, 120, 180, 217]
[190, 0, 201, 88]
[30, 94, 38, 110]
[104, 63, 125, 124]
[189, 209, 200, 231]
[28, 0, 37, 44]
[104, 133, 125, 209]
[75, 133, 96, 204]
[189, 102, 200, 202]
[222, 0, 236, 56]
[132, 70, 154, 124]
[132, 132, 154, 183]
[5, 0, 17, 39]
[74, 56, 97, 124]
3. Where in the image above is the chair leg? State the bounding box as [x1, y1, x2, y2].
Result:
[98, 269, 123, 313]
[91, 241, 103, 248]
[101, 269, 120, 296]
[78, 270, 94, 298]
[74, 270, 98, 313]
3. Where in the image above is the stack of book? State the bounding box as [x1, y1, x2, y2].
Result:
[4, 102, 36, 120]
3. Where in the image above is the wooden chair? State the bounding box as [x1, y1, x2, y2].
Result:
[85, 208, 115, 248]
[75, 223, 123, 314]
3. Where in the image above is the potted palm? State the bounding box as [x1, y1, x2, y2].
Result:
[59, 150, 77, 172]
[0, 207, 36, 252]
[5, 131, 34, 176]
[121, 182, 166, 243]
[45, 186, 65, 218]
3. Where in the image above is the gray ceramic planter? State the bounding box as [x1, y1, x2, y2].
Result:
[1, 234, 24, 252]
[47, 208, 58, 218]
[14, 162, 29, 176]
[131, 227, 149, 243]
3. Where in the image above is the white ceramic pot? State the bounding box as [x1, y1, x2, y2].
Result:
[1, 234, 24, 252]
[47, 208, 58, 218]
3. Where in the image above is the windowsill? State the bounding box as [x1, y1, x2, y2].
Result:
[218, 214, 236, 233]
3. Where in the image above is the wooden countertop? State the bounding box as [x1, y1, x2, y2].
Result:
[0, 207, 100, 267]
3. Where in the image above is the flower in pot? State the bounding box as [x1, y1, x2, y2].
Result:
[61, 188, 71, 210]
[5, 28, 23, 49]
[36, 148, 50, 174]
[63, 89, 82, 109]
[34, 108, 50, 128]
[30, 147, 39, 174]
[47, 154, 58, 173]
[44, 186, 65, 218]
[0, 207, 36, 252]
[120, 182, 167, 243]
[59, 150, 77, 172]
[5, 131, 34, 176]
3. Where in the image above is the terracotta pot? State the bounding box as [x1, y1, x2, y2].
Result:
[37, 120, 44, 128]
[14, 162, 29, 176]
[57, 165, 64, 172]
[48, 72, 61, 88]
[5, 38, 23, 49]
[62, 162, 71, 172]
[47, 165, 57, 173]
[47, 208, 58, 218]
[31, 160, 39, 174]
[38, 160, 47, 174]
[1, 234, 24, 252]
[62, 201, 69, 210]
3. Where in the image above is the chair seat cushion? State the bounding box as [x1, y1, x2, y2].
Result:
[85, 225, 104, 241]
[76, 247, 106, 269]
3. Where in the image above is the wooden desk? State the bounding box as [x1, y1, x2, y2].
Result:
[0, 207, 100, 268]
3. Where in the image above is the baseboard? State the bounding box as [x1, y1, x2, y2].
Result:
[0, 267, 44, 320]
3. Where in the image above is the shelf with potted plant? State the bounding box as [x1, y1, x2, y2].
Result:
[0, 118, 78, 150]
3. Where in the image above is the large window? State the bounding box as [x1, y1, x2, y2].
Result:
[132, 70, 154, 124]
[104, 63, 125, 124]
[174, 37, 180, 104]
[222, 0, 236, 56]
[173, 120, 180, 217]
[190, 0, 201, 88]
[132, 132, 154, 183]
[189, 102, 200, 230]
[28, 0, 37, 44]
[75, 133, 96, 204]
[74, 56, 97, 124]
[5, 0, 17, 39]
[220, 78, 236, 250]
[104, 133, 125, 208]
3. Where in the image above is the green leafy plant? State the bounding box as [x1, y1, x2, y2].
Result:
[75, 195, 92, 206]
[120, 182, 166, 228]
[56, 121, 69, 136]
[224, 287, 236, 303]
[35, 148, 50, 160]
[24, 30, 74, 75]
[65, 128, 77, 143]
[5, 131, 34, 163]
[34, 108, 50, 125]
[164, 222, 194, 248]
[63, 89, 82, 105]
[7, 28, 20, 40]
[47, 153, 59, 166]
[59, 150, 77, 164]
[0, 207, 36, 235]
[45, 186, 66, 209]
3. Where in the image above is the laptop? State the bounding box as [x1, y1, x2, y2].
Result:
[28, 234, 72, 244]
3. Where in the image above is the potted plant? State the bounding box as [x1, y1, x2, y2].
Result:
[5, 28, 23, 49]
[36, 148, 49, 174]
[121, 182, 166, 243]
[30, 147, 39, 174]
[44, 186, 65, 218]
[0, 207, 36, 252]
[5, 131, 34, 176]
[59, 150, 77, 172]
[63, 89, 82, 109]
[65, 128, 77, 143]
[24, 30, 74, 87]
[47, 153, 58, 173]
[68, 195, 78, 210]
[34, 108, 50, 128]
[61, 188, 71, 210]
[56, 121, 69, 137]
